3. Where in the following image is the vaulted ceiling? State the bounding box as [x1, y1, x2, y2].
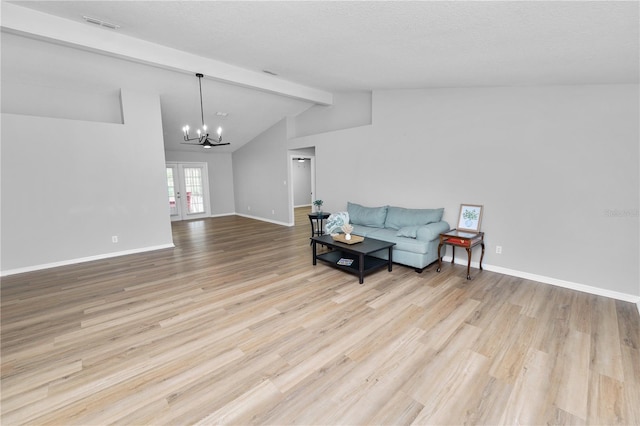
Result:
[2, 1, 638, 153]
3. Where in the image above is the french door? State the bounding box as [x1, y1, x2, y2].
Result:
[166, 162, 211, 221]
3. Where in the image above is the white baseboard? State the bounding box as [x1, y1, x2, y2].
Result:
[442, 256, 640, 312]
[235, 213, 294, 227]
[0, 244, 175, 277]
[210, 212, 236, 218]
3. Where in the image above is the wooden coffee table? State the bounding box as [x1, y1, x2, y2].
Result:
[311, 234, 395, 284]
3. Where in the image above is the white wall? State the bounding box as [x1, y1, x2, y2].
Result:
[288, 85, 639, 299]
[1, 90, 173, 274]
[164, 151, 235, 216]
[233, 119, 291, 224]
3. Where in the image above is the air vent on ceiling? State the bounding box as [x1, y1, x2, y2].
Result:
[82, 15, 121, 30]
[262, 70, 278, 76]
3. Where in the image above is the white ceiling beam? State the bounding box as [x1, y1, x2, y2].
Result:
[1, 2, 333, 106]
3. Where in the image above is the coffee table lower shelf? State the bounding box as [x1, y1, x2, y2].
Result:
[311, 234, 395, 284]
[316, 250, 389, 283]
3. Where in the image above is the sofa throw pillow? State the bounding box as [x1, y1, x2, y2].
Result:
[324, 212, 350, 235]
[384, 206, 444, 230]
[347, 202, 388, 228]
[396, 226, 421, 239]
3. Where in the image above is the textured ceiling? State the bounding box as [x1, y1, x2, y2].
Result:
[3, 1, 639, 152]
[10, 1, 639, 90]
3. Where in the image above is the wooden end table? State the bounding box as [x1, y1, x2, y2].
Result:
[437, 229, 485, 280]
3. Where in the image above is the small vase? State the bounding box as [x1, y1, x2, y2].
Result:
[345, 233, 352, 241]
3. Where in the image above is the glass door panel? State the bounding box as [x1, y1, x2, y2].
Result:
[183, 167, 205, 214]
[166, 165, 181, 221]
[166, 162, 210, 221]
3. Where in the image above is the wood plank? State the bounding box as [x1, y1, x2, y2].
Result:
[499, 348, 553, 425]
[554, 329, 590, 420]
[590, 297, 625, 381]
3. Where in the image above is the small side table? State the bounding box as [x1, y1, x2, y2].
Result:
[308, 212, 331, 245]
[437, 229, 485, 280]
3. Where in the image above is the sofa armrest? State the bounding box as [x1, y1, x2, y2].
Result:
[416, 221, 450, 242]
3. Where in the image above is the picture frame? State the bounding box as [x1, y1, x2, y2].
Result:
[457, 204, 483, 233]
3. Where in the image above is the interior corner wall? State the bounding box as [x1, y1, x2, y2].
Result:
[289, 85, 639, 298]
[164, 151, 235, 216]
[233, 119, 291, 224]
[1, 90, 173, 274]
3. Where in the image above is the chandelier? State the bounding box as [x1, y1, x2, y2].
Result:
[181, 73, 229, 149]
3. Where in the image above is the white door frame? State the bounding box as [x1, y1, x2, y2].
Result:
[166, 161, 211, 221]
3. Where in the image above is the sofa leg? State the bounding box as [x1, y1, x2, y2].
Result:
[415, 259, 438, 274]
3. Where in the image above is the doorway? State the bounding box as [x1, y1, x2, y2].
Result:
[288, 153, 316, 225]
[166, 162, 211, 221]
[292, 157, 313, 207]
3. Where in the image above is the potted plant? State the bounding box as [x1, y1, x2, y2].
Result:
[313, 199, 323, 213]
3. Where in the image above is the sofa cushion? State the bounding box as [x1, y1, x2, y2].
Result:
[384, 206, 444, 230]
[366, 228, 430, 254]
[347, 202, 388, 228]
[351, 224, 377, 237]
[396, 225, 421, 238]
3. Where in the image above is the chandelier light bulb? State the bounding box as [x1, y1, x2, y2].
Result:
[217, 127, 222, 136]
[203, 124, 207, 132]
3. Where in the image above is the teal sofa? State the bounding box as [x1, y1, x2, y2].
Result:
[346, 202, 450, 272]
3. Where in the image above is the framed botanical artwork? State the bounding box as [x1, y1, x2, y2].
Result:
[457, 204, 483, 233]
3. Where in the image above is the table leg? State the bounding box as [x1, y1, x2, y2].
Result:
[451, 246, 455, 264]
[359, 253, 365, 284]
[465, 247, 472, 280]
[479, 243, 485, 271]
[388, 246, 393, 272]
[312, 240, 317, 265]
[436, 242, 443, 272]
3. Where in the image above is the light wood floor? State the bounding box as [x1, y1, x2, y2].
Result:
[2, 208, 639, 425]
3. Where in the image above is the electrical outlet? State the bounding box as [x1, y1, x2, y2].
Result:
[272, 210, 275, 215]
[247, 206, 251, 211]
[112, 236, 118, 243]
[496, 246, 502, 254]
